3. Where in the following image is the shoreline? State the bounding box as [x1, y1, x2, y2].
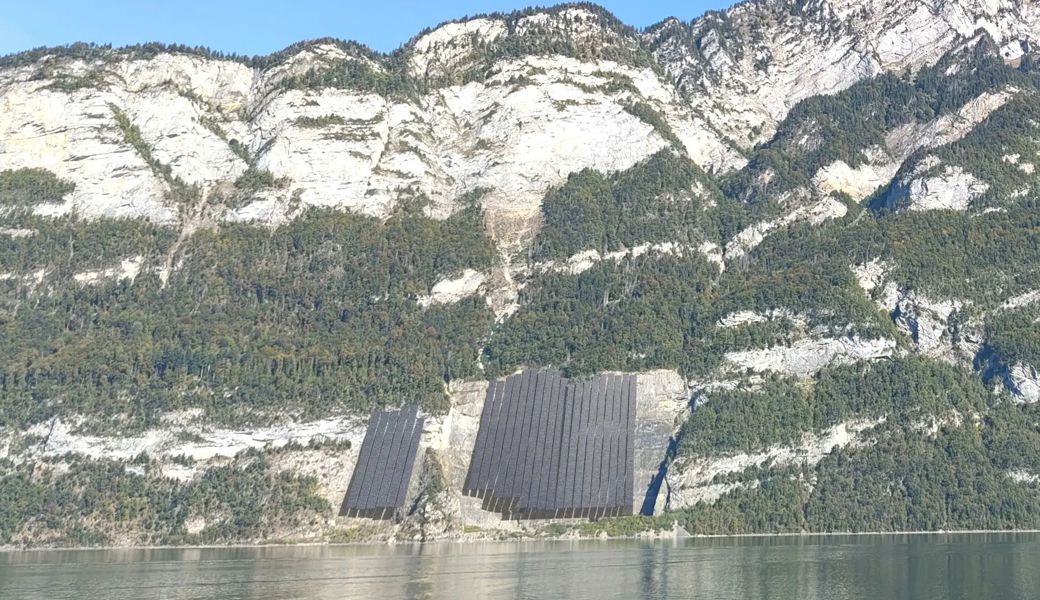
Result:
[4, 528, 1040, 554]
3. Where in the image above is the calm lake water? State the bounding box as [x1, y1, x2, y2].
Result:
[1, 533, 1038, 599]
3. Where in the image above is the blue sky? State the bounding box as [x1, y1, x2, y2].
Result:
[0, 0, 732, 57]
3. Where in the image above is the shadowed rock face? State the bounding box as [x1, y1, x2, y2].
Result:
[632, 371, 689, 515]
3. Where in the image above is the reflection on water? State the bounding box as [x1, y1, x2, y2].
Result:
[1, 533, 1038, 599]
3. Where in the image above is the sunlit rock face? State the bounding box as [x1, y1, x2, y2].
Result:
[7, 1, 1036, 249]
[649, 0, 1040, 152]
[0, 9, 705, 250]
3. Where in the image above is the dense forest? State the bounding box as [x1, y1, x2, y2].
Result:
[0, 200, 496, 431]
[530, 150, 734, 261]
[0, 169, 75, 207]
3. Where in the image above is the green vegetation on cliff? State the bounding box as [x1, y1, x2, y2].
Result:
[675, 358, 1040, 534]
[0, 451, 329, 546]
[0, 201, 496, 430]
[0, 168, 74, 206]
[725, 36, 1039, 217]
[3, 22, 1040, 548]
[532, 151, 734, 261]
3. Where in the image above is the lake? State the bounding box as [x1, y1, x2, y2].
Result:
[1, 533, 1038, 599]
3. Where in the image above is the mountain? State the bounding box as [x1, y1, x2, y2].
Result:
[1, 0, 1040, 546]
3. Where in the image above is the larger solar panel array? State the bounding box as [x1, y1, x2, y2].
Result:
[340, 407, 424, 519]
[464, 371, 636, 519]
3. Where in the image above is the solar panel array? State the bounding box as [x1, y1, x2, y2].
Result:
[464, 371, 636, 519]
[340, 407, 424, 519]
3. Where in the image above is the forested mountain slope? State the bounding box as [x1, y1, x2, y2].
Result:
[1, 0, 1040, 545]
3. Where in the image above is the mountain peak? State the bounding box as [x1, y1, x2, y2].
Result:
[401, 3, 646, 82]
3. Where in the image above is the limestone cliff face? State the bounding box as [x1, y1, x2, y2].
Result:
[0, 10, 687, 251]
[650, 0, 1040, 153]
[4, 1, 1038, 251]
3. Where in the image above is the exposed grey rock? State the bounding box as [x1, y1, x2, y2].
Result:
[723, 336, 898, 377]
[666, 418, 884, 509]
[814, 87, 1014, 202]
[1004, 362, 1040, 403]
[725, 196, 848, 259]
[0, 37, 690, 252]
[852, 259, 977, 360]
[651, 0, 1040, 152]
[884, 163, 990, 211]
[631, 370, 690, 515]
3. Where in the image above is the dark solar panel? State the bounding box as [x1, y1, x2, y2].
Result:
[536, 372, 563, 515]
[546, 375, 569, 516]
[533, 371, 557, 513]
[623, 375, 636, 515]
[518, 372, 542, 508]
[597, 376, 613, 515]
[574, 379, 592, 517]
[524, 373, 545, 514]
[609, 378, 622, 516]
[393, 412, 425, 509]
[603, 375, 619, 514]
[486, 375, 516, 499]
[378, 412, 409, 510]
[558, 380, 579, 516]
[465, 382, 497, 494]
[341, 408, 425, 519]
[585, 379, 601, 517]
[518, 371, 545, 513]
[355, 411, 390, 515]
[588, 376, 607, 514]
[498, 371, 528, 511]
[610, 374, 625, 514]
[462, 370, 637, 519]
[385, 407, 422, 512]
[340, 410, 381, 516]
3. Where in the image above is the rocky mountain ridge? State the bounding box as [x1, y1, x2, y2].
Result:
[651, 0, 1040, 147]
[3, 1, 1037, 249]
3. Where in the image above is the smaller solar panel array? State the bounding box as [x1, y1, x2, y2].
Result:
[340, 407, 424, 519]
[464, 371, 636, 519]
